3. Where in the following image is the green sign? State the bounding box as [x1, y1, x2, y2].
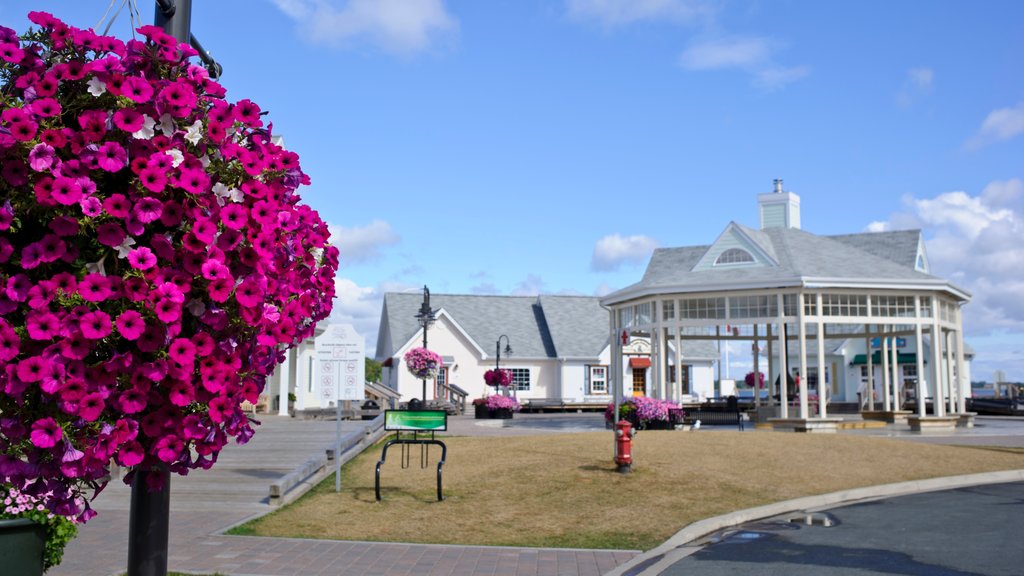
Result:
[384, 410, 448, 431]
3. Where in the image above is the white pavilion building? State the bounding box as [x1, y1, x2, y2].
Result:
[600, 180, 973, 432]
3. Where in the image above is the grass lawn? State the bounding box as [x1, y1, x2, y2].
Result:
[230, 431, 1024, 551]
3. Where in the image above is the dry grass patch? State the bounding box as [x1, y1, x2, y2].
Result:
[234, 432, 1024, 550]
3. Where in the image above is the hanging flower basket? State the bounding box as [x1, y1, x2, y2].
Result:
[0, 11, 338, 530]
[484, 368, 512, 387]
[404, 347, 441, 380]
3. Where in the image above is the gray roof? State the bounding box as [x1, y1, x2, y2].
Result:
[607, 225, 968, 305]
[377, 293, 610, 361]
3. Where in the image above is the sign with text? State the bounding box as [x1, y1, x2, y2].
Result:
[384, 410, 448, 432]
[315, 324, 365, 405]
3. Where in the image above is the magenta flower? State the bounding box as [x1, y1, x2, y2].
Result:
[78, 274, 112, 302]
[168, 338, 195, 366]
[121, 76, 153, 103]
[96, 141, 127, 172]
[80, 310, 113, 340]
[96, 222, 127, 247]
[133, 197, 163, 223]
[116, 310, 145, 340]
[127, 247, 156, 270]
[78, 392, 106, 421]
[138, 166, 167, 193]
[28, 142, 56, 171]
[116, 441, 144, 467]
[112, 108, 144, 132]
[28, 97, 60, 117]
[30, 417, 62, 449]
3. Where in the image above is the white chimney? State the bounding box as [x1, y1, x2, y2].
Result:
[758, 178, 801, 230]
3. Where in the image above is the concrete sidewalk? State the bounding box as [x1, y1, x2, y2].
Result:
[50, 413, 637, 576]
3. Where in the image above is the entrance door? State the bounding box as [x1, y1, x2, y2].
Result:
[632, 368, 646, 397]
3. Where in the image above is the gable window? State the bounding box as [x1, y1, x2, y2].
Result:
[510, 368, 531, 392]
[715, 248, 754, 265]
[588, 365, 608, 394]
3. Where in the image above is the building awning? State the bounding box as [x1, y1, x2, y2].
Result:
[851, 352, 919, 365]
[629, 357, 651, 369]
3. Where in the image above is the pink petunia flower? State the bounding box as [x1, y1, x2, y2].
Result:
[80, 310, 113, 340]
[127, 247, 156, 270]
[116, 310, 145, 340]
[28, 142, 55, 171]
[96, 141, 127, 172]
[78, 273, 111, 302]
[112, 108, 144, 132]
[96, 222, 126, 247]
[78, 393, 105, 421]
[121, 76, 153, 103]
[116, 441, 144, 467]
[30, 417, 62, 449]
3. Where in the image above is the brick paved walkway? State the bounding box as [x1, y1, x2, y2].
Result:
[51, 413, 638, 576]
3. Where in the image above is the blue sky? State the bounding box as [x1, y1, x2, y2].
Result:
[4, 1, 1024, 380]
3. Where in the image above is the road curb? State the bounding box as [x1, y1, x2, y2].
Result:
[604, 469, 1024, 576]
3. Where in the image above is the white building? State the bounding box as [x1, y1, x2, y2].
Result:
[374, 293, 717, 407]
[601, 180, 973, 428]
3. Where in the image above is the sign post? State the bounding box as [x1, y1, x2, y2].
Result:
[315, 324, 364, 492]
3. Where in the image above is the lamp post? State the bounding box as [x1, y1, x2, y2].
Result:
[495, 335, 512, 395]
[415, 286, 436, 403]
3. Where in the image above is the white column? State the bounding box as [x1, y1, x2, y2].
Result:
[674, 328, 682, 402]
[891, 335, 901, 412]
[816, 294, 826, 419]
[797, 293, 809, 420]
[277, 348, 293, 416]
[930, 319, 945, 417]
[914, 297, 926, 418]
[753, 323, 761, 409]
[777, 294, 789, 418]
[945, 330, 956, 415]
[865, 326, 875, 411]
[295, 346, 309, 411]
[766, 323, 774, 407]
[881, 329, 891, 412]
[955, 306, 967, 413]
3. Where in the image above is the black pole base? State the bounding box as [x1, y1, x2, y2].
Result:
[616, 463, 632, 474]
[128, 466, 171, 576]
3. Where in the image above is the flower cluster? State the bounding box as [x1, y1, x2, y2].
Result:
[0, 13, 338, 523]
[483, 368, 511, 387]
[403, 347, 441, 380]
[1, 483, 78, 571]
[605, 397, 682, 424]
[744, 371, 765, 389]
[484, 394, 520, 412]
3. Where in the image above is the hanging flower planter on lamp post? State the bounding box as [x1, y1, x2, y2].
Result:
[0, 11, 338, 573]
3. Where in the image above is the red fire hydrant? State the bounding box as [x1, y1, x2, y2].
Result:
[614, 419, 634, 473]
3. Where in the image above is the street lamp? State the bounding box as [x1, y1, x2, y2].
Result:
[495, 335, 512, 395]
[415, 286, 436, 403]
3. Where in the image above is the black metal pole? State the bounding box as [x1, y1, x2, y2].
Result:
[127, 467, 170, 576]
[154, 0, 191, 43]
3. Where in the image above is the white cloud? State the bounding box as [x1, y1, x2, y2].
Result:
[965, 102, 1024, 149]
[679, 36, 772, 70]
[328, 219, 399, 264]
[566, 0, 713, 26]
[896, 67, 934, 107]
[678, 36, 809, 90]
[871, 182, 1024, 343]
[591, 233, 659, 271]
[754, 65, 810, 92]
[511, 274, 546, 296]
[270, 0, 458, 55]
[326, 277, 385, 352]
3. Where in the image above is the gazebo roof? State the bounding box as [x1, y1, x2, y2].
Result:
[603, 224, 969, 305]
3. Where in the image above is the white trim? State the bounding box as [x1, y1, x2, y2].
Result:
[393, 308, 488, 359]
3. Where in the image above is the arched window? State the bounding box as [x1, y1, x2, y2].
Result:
[715, 248, 755, 265]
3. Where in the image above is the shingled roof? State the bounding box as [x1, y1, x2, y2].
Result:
[605, 224, 968, 305]
[376, 293, 611, 361]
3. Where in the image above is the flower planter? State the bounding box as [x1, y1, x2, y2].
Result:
[0, 519, 45, 576]
[491, 408, 514, 419]
[642, 419, 672, 430]
[474, 404, 491, 419]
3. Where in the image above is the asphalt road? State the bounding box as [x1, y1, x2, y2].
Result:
[659, 482, 1024, 576]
